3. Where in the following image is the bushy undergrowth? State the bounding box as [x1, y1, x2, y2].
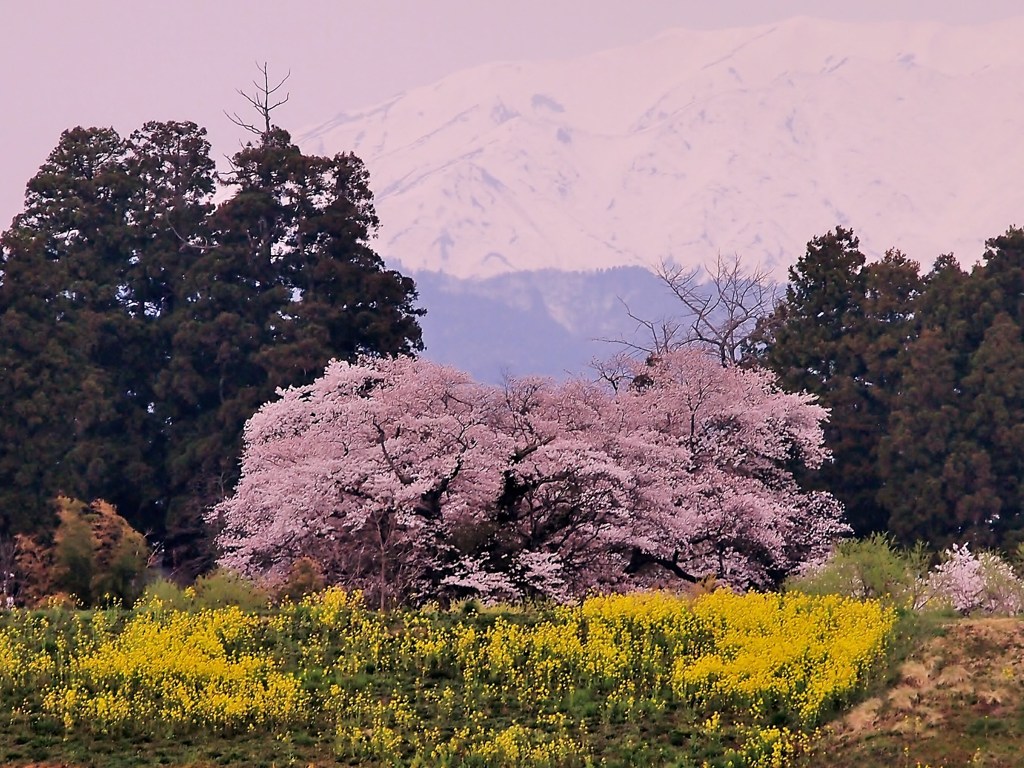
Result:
[0, 588, 895, 767]
[789, 535, 1024, 616]
[786, 535, 929, 607]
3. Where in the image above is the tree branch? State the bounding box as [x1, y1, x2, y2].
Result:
[225, 62, 291, 138]
[623, 547, 700, 584]
[604, 254, 779, 367]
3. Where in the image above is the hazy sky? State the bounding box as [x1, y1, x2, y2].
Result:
[2, 0, 1022, 230]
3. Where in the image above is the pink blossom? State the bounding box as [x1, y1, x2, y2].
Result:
[209, 350, 846, 604]
[924, 544, 1024, 614]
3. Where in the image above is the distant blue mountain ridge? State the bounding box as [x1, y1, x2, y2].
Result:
[412, 266, 693, 383]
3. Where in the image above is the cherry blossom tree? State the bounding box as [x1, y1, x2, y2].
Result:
[209, 351, 846, 605]
[617, 352, 844, 588]
[456, 375, 638, 601]
[210, 357, 502, 607]
[922, 544, 1024, 615]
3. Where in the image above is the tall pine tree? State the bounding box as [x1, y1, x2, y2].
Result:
[883, 230, 1024, 548]
[0, 93, 424, 574]
[158, 75, 423, 573]
[755, 229, 922, 535]
[0, 127, 149, 534]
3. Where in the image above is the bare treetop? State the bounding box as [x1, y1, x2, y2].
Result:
[605, 254, 778, 367]
[226, 62, 291, 138]
[658, 253, 778, 366]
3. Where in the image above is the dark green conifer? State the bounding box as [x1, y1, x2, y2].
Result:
[756, 228, 921, 536]
[0, 92, 423, 574]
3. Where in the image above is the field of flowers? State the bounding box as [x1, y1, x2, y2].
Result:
[0, 588, 895, 767]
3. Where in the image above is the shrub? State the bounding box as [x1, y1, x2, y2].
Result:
[53, 498, 97, 604]
[273, 557, 326, 603]
[139, 578, 191, 611]
[89, 500, 149, 606]
[785, 534, 929, 607]
[46, 497, 150, 607]
[922, 544, 1024, 615]
[191, 569, 270, 610]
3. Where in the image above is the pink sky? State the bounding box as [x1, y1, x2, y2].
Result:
[2, 0, 1021, 230]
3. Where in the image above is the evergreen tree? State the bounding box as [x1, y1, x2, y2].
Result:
[158, 118, 423, 574]
[961, 313, 1024, 545]
[882, 230, 1024, 548]
[762, 227, 867, 393]
[755, 228, 921, 535]
[852, 250, 925, 532]
[878, 325, 967, 546]
[0, 100, 423, 574]
[122, 121, 219, 525]
[0, 127, 145, 534]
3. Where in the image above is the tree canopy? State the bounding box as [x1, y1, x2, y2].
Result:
[881, 229, 1024, 549]
[0, 114, 423, 575]
[753, 229, 923, 537]
[754, 225, 1024, 553]
[211, 351, 845, 606]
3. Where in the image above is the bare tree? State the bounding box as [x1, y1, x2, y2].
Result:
[658, 253, 778, 366]
[225, 62, 291, 138]
[604, 254, 779, 367]
[590, 350, 637, 393]
[604, 299, 683, 359]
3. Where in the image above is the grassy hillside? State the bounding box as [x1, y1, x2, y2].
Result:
[811, 617, 1024, 768]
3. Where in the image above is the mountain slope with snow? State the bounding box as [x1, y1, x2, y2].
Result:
[300, 17, 1024, 279]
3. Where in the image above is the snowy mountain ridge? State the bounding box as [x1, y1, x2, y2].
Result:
[300, 16, 1024, 280]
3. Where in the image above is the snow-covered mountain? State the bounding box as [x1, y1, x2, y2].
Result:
[300, 16, 1024, 281]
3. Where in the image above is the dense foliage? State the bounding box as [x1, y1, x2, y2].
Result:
[211, 350, 845, 605]
[751, 228, 923, 537]
[0, 120, 423, 573]
[756, 226, 1024, 553]
[880, 230, 1024, 550]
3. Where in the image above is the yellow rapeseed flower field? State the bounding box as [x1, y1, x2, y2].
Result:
[0, 587, 895, 766]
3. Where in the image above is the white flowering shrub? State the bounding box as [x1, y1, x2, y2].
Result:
[923, 544, 1024, 615]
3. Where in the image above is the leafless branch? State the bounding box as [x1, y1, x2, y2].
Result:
[225, 62, 291, 138]
[606, 297, 685, 356]
[589, 351, 635, 393]
[603, 254, 779, 367]
[656, 253, 778, 366]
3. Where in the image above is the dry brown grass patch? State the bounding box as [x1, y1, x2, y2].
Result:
[807, 617, 1024, 767]
[935, 663, 970, 687]
[887, 684, 920, 711]
[836, 696, 882, 735]
[899, 659, 932, 689]
[977, 688, 1008, 706]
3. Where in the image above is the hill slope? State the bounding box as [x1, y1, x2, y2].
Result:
[819, 618, 1024, 768]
